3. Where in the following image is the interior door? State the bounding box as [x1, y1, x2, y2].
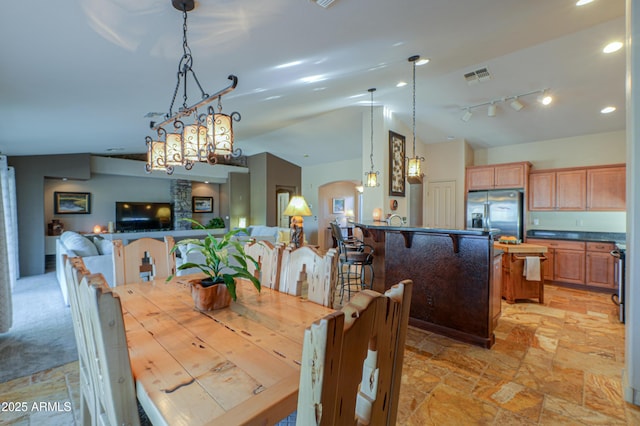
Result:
[277, 192, 290, 228]
[427, 180, 456, 228]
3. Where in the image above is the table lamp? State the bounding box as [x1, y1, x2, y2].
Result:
[283, 195, 312, 248]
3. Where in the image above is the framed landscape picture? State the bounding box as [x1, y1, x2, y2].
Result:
[192, 196, 213, 213]
[389, 131, 406, 197]
[54, 192, 91, 214]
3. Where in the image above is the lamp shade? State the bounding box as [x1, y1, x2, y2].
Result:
[407, 157, 422, 178]
[207, 112, 234, 156]
[283, 196, 312, 217]
[183, 124, 207, 161]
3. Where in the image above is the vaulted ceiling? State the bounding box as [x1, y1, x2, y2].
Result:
[0, 0, 625, 167]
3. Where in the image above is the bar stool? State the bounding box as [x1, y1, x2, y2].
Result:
[330, 222, 374, 303]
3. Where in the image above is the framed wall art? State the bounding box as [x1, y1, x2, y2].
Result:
[332, 198, 345, 214]
[192, 196, 213, 213]
[54, 192, 91, 214]
[389, 131, 406, 197]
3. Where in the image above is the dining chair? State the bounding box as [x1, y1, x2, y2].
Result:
[112, 236, 176, 285]
[77, 272, 141, 426]
[244, 240, 285, 290]
[279, 245, 339, 307]
[296, 279, 413, 425]
[63, 256, 95, 425]
[330, 222, 375, 303]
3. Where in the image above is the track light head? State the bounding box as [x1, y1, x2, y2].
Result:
[461, 109, 472, 122]
[487, 103, 497, 117]
[510, 98, 524, 111]
[538, 91, 553, 105]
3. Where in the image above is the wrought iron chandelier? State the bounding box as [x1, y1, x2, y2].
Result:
[364, 88, 380, 187]
[145, 0, 241, 175]
[406, 55, 425, 184]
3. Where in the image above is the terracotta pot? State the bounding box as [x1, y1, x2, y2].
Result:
[190, 279, 232, 311]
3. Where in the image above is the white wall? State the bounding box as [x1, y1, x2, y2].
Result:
[302, 158, 362, 244]
[44, 174, 221, 233]
[474, 130, 626, 169]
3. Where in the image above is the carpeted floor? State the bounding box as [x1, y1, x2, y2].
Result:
[0, 272, 77, 383]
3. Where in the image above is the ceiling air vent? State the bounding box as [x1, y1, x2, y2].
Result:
[464, 67, 492, 85]
[312, 0, 337, 8]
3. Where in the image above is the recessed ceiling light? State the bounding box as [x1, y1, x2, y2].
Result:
[396, 81, 408, 88]
[601, 106, 616, 114]
[603, 41, 623, 53]
[416, 58, 430, 66]
[275, 60, 302, 69]
[576, 0, 594, 6]
[300, 75, 326, 84]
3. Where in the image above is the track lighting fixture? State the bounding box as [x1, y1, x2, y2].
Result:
[510, 97, 524, 111]
[460, 88, 550, 122]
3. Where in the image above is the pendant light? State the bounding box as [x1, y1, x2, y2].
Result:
[406, 55, 425, 184]
[364, 88, 380, 187]
[145, 0, 241, 175]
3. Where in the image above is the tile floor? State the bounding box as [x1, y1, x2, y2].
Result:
[1, 284, 639, 425]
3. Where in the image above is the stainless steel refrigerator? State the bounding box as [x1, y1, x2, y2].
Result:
[466, 190, 523, 239]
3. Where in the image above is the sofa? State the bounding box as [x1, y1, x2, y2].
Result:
[175, 225, 290, 276]
[56, 231, 114, 305]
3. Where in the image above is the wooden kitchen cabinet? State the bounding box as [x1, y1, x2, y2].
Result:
[466, 162, 530, 191]
[556, 170, 586, 210]
[587, 166, 626, 211]
[529, 164, 624, 211]
[467, 167, 495, 190]
[529, 172, 556, 210]
[586, 242, 615, 289]
[491, 253, 502, 328]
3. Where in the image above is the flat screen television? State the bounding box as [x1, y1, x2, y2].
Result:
[115, 202, 173, 232]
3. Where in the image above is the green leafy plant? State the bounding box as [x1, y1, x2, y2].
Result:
[205, 217, 226, 229]
[168, 218, 260, 301]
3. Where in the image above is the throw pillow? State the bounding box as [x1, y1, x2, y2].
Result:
[278, 230, 291, 243]
[93, 237, 113, 256]
[60, 231, 99, 257]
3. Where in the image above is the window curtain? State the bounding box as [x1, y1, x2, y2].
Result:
[0, 155, 17, 333]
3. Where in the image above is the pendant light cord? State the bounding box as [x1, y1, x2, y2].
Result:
[369, 88, 375, 170]
[412, 59, 417, 157]
[168, 5, 207, 117]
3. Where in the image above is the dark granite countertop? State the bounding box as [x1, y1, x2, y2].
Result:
[351, 221, 495, 236]
[526, 229, 626, 245]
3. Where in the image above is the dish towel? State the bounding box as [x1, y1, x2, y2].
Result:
[523, 256, 541, 282]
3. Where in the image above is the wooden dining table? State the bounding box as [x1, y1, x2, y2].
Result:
[112, 275, 335, 426]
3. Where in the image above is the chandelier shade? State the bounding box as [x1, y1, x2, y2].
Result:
[144, 1, 240, 175]
[365, 171, 379, 187]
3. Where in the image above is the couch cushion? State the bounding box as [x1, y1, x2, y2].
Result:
[249, 226, 278, 237]
[60, 231, 99, 257]
[93, 237, 113, 256]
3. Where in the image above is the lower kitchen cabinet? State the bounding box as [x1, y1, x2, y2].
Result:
[554, 245, 585, 284]
[491, 253, 502, 328]
[586, 242, 615, 289]
[527, 238, 616, 291]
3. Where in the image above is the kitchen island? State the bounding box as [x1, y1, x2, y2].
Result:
[352, 221, 499, 348]
[494, 242, 547, 304]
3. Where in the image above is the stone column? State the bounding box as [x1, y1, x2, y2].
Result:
[171, 179, 192, 230]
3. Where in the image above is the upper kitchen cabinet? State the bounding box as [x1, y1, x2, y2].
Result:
[529, 164, 624, 211]
[587, 165, 626, 211]
[466, 162, 531, 191]
[556, 170, 586, 210]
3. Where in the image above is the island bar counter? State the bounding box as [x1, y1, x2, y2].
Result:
[352, 221, 499, 348]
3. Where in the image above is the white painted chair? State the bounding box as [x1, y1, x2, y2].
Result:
[279, 245, 339, 308]
[112, 236, 176, 285]
[244, 240, 285, 290]
[296, 280, 413, 425]
[65, 257, 142, 425]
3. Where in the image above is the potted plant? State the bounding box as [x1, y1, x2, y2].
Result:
[168, 219, 261, 310]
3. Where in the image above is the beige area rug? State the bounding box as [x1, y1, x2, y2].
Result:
[0, 272, 77, 383]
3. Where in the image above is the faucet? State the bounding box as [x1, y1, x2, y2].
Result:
[386, 214, 404, 226]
